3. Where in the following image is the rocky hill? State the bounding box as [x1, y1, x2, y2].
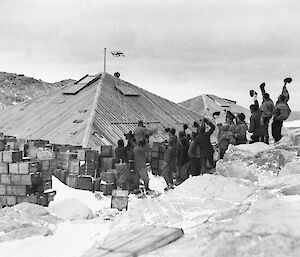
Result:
[0, 72, 75, 109]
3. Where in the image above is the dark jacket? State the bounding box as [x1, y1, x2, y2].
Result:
[261, 98, 274, 120]
[115, 146, 129, 163]
[234, 121, 248, 143]
[133, 125, 155, 143]
[133, 145, 147, 170]
[273, 102, 291, 121]
[164, 145, 176, 173]
[195, 121, 215, 157]
[188, 139, 201, 158]
[218, 124, 234, 150]
[249, 110, 263, 137]
[177, 137, 189, 166]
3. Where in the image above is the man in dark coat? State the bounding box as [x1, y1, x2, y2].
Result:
[249, 104, 263, 143]
[114, 139, 130, 190]
[272, 79, 292, 142]
[176, 131, 190, 184]
[250, 83, 274, 144]
[195, 118, 215, 174]
[162, 137, 176, 191]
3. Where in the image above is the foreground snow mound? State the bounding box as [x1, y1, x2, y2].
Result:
[218, 140, 299, 183]
[51, 176, 111, 213]
[216, 160, 259, 182]
[141, 194, 300, 257]
[109, 175, 255, 233]
[280, 159, 300, 176]
[0, 203, 60, 242]
[263, 174, 300, 196]
[49, 198, 95, 221]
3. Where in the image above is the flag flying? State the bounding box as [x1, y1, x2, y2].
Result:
[110, 51, 126, 57]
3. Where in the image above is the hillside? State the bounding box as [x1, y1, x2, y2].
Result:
[0, 72, 75, 109]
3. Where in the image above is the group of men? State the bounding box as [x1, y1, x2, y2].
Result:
[114, 118, 217, 192]
[113, 78, 292, 193]
[249, 78, 292, 144]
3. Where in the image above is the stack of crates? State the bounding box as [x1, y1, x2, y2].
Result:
[62, 148, 99, 191]
[0, 148, 55, 207]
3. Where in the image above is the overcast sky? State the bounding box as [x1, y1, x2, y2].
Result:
[1, 0, 300, 110]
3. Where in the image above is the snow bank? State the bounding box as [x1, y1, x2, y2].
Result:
[50, 176, 111, 213]
[0, 203, 60, 242]
[49, 198, 95, 221]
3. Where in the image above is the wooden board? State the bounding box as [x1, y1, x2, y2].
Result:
[82, 226, 183, 257]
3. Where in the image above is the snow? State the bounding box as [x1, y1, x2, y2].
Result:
[0, 220, 110, 257]
[284, 119, 300, 128]
[2, 128, 300, 256]
[50, 176, 111, 213]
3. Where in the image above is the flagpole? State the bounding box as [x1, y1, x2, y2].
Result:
[104, 48, 106, 72]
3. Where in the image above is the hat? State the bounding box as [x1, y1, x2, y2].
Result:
[226, 111, 235, 121]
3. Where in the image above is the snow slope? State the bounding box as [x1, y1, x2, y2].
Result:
[2, 129, 300, 256]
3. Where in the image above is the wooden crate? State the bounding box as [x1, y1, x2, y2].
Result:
[12, 161, 39, 174]
[0, 195, 7, 207]
[68, 159, 80, 174]
[6, 196, 17, 206]
[0, 163, 8, 174]
[101, 157, 115, 171]
[6, 141, 21, 151]
[77, 175, 94, 191]
[0, 173, 41, 186]
[6, 185, 35, 196]
[2, 150, 22, 163]
[100, 182, 115, 196]
[94, 178, 101, 191]
[77, 149, 98, 161]
[100, 145, 113, 157]
[79, 160, 99, 176]
[36, 148, 55, 159]
[36, 179, 52, 193]
[39, 159, 51, 171]
[0, 184, 6, 195]
[41, 170, 52, 181]
[38, 190, 56, 207]
[65, 173, 78, 188]
[56, 152, 77, 170]
[16, 195, 38, 204]
[111, 189, 129, 211]
[0, 139, 5, 151]
[101, 170, 116, 183]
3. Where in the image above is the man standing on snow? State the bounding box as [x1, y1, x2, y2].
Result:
[133, 139, 152, 192]
[248, 104, 263, 143]
[272, 78, 292, 142]
[176, 131, 190, 184]
[250, 82, 274, 144]
[162, 137, 176, 191]
[195, 118, 215, 174]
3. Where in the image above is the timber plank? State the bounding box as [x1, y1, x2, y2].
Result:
[81, 226, 183, 257]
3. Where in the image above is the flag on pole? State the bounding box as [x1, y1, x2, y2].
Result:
[110, 51, 126, 57]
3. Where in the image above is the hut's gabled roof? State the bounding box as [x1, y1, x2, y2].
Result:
[0, 72, 205, 148]
[180, 94, 251, 123]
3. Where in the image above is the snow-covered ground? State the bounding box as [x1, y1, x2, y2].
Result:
[284, 119, 300, 128]
[2, 128, 300, 256]
[0, 172, 167, 257]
